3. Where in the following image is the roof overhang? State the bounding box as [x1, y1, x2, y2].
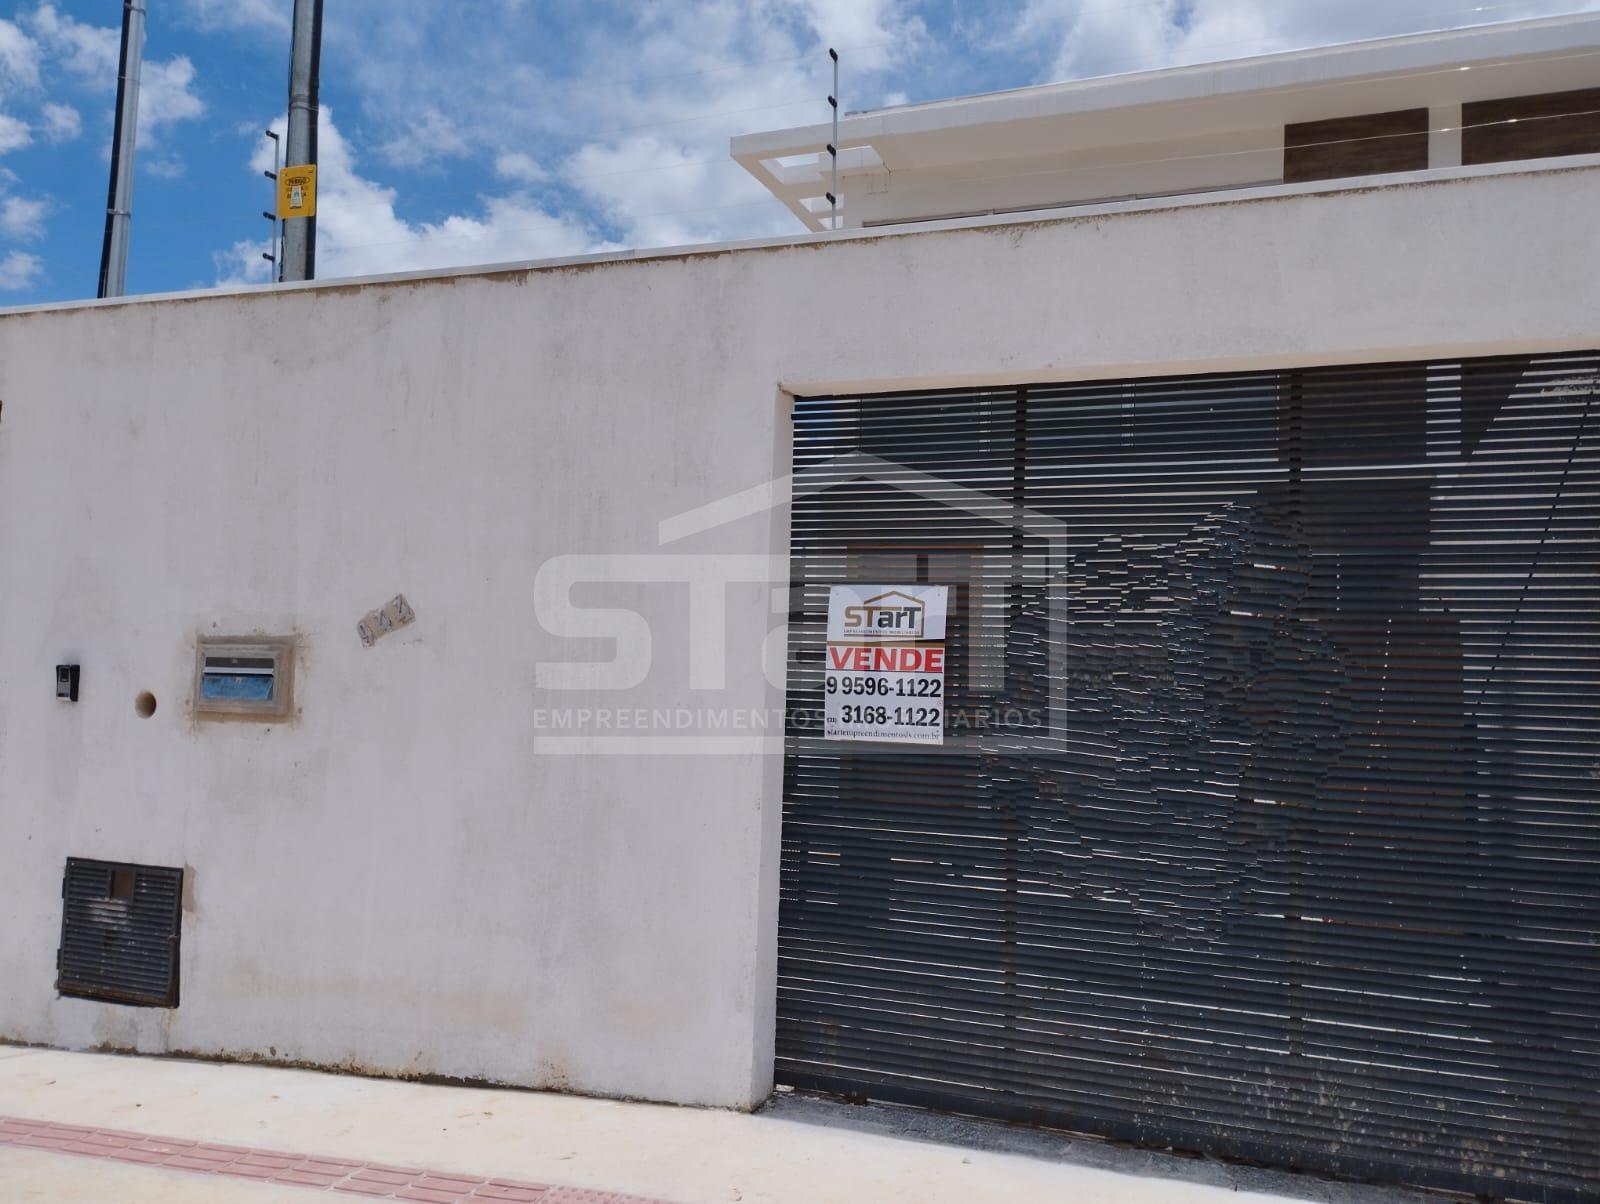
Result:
[733, 13, 1600, 230]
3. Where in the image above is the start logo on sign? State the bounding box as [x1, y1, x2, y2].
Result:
[824, 583, 949, 746]
[839, 589, 930, 639]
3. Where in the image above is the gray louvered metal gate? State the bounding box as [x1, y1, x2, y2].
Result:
[777, 352, 1600, 1202]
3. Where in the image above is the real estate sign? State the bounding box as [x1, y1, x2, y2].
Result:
[824, 584, 948, 745]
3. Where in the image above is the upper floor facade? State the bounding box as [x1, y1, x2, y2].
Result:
[733, 13, 1600, 230]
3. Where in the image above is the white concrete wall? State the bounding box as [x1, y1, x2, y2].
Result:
[1, 160, 1597, 1109]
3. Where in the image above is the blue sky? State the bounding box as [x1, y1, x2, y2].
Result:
[0, 0, 1596, 305]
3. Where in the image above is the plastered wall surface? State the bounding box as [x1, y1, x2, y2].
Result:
[0, 162, 1596, 1109]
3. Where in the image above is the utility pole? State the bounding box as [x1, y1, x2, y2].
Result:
[97, 0, 147, 299]
[281, 0, 323, 282]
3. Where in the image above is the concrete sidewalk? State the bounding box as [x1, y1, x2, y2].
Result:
[0, 1045, 1422, 1204]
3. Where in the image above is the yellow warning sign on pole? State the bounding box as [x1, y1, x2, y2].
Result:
[277, 164, 317, 218]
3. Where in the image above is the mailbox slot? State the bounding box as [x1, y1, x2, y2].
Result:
[194, 637, 294, 720]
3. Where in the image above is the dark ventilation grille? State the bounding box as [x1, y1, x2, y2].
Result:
[779, 352, 1600, 1202]
[57, 858, 183, 1008]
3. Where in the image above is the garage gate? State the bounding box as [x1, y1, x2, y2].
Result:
[777, 352, 1600, 1202]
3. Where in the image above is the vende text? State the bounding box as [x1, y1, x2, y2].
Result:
[828, 645, 945, 673]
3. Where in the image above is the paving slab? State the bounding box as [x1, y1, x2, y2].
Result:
[0, 1047, 1424, 1204]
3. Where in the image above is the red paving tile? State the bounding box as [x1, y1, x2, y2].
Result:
[278, 1168, 350, 1187]
[179, 1145, 240, 1163]
[77, 1130, 138, 1148]
[12, 1133, 72, 1150]
[0, 1113, 669, 1203]
[396, 1188, 462, 1204]
[238, 1151, 302, 1169]
[414, 1175, 488, 1191]
[168, 1153, 235, 1171]
[107, 1147, 171, 1165]
[355, 1168, 418, 1185]
[218, 1163, 282, 1179]
[304, 1157, 366, 1172]
[140, 1138, 199, 1155]
[63, 1141, 115, 1156]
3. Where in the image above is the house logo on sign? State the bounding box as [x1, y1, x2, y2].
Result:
[841, 590, 929, 640]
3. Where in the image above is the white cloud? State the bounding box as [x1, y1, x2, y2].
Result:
[139, 56, 205, 133]
[793, 0, 913, 71]
[212, 236, 273, 287]
[0, 194, 49, 240]
[0, 113, 30, 155]
[0, 17, 41, 95]
[0, 16, 40, 157]
[144, 153, 187, 179]
[553, 1, 922, 246]
[494, 151, 547, 184]
[565, 132, 777, 250]
[27, 5, 204, 145]
[219, 110, 603, 286]
[182, 0, 290, 33]
[1019, 0, 1600, 83]
[41, 100, 79, 143]
[26, 3, 116, 79]
[381, 107, 472, 169]
[0, 248, 41, 290]
[316, 0, 922, 249]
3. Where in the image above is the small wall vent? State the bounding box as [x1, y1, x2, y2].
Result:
[56, 858, 183, 1008]
[194, 636, 295, 721]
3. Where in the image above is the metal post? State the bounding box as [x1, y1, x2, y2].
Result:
[97, 0, 146, 299]
[262, 129, 281, 282]
[281, 0, 323, 282]
[827, 48, 840, 231]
